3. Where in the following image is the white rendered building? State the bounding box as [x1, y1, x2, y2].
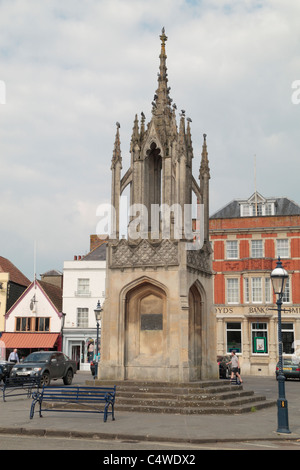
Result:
[62, 241, 106, 371]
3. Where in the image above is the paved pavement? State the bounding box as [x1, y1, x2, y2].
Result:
[0, 372, 300, 445]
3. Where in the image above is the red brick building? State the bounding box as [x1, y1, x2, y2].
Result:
[210, 192, 300, 376]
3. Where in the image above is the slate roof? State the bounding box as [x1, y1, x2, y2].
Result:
[82, 242, 107, 261]
[0, 257, 31, 287]
[210, 196, 300, 219]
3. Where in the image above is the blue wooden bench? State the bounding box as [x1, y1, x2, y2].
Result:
[30, 385, 116, 422]
[1, 376, 40, 402]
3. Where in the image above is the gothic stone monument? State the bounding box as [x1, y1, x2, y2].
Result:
[99, 29, 217, 382]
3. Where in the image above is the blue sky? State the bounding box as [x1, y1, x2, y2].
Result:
[0, 0, 300, 279]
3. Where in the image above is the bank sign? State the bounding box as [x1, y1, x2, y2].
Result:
[215, 306, 300, 314]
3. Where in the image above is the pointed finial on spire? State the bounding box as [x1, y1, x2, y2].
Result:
[160, 27, 167, 53]
[111, 122, 122, 169]
[200, 133, 210, 179]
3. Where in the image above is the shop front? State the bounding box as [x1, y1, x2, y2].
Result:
[216, 305, 300, 376]
[0, 332, 61, 361]
[62, 328, 98, 371]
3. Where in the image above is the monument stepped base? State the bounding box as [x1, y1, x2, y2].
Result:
[85, 379, 276, 415]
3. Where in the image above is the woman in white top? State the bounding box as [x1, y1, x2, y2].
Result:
[227, 351, 243, 384]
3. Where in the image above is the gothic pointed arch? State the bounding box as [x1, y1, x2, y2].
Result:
[188, 280, 205, 381]
[122, 278, 168, 380]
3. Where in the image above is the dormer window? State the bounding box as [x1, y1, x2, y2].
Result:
[239, 193, 275, 217]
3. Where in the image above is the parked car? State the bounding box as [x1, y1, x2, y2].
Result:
[276, 358, 300, 380]
[10, 351, 77, 386]
[217, 355, 232, 379]
[0, 361, 15, 382]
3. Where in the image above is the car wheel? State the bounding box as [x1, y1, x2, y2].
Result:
[40, 372, 50, 387]
[63, 369, 73, 385]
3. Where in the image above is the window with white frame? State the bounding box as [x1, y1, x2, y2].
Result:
[265, 277, 271, 303]
[227, 278, 239, 304]
[240, 201, 275, 217]
[76, 278, 90, 296]
[282, 277, 291, 303]
[244, 276, 271, 304]
[241, 204, 250, 217]
[251, 239, 263, 258]
[77, 308, 89, 328]
[252, 203, 262, 216]
[244, 278, 249, 303]
[265, 203, 273, 215]
[252, 322, 268, 354]
[277, 239, 289, 258]
[226, 240, 238, 259]
[252, 277, 262, 303]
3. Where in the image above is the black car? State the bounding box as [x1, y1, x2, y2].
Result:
[217, 355, 232, 379]
[10, 351, 77, 386]
[0, 361, 15, 382]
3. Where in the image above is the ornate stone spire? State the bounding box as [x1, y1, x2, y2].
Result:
[152, 27, 171, 116]
[111, 122, 122, 169]
[200, 133, 210, 179]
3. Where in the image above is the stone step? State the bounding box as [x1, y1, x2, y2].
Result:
[84, 379, 276, 414]
[115, 399, 276, 415]
[115, 389, 253, 402]
[115, 392, 266, 408]
[87, 379, 231, 390]
[86, 380, 238, 395]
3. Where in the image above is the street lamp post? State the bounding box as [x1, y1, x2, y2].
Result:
[60, 312, 66, 353]
[94, 300, 102, 379]
[270, 257, 290, 434]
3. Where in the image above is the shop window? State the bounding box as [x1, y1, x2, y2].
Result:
[281, 323, 294, 355]
[226, 322, 242, 353]
[252, 322, 268, 354]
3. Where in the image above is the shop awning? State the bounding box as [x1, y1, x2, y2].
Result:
[0, 333, 60, 349]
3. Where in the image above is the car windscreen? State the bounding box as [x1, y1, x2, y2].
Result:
[23, 352, 52, 363]
[283, 358, 300, 365]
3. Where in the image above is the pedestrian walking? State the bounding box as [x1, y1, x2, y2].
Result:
[227, 350, 243, 384]
[8, 348, 19, 363]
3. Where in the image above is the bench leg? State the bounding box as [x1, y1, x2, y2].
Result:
[30, 394, 43, 419]
[104, 401, 115, 422]
[112, 404, 115, 421]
